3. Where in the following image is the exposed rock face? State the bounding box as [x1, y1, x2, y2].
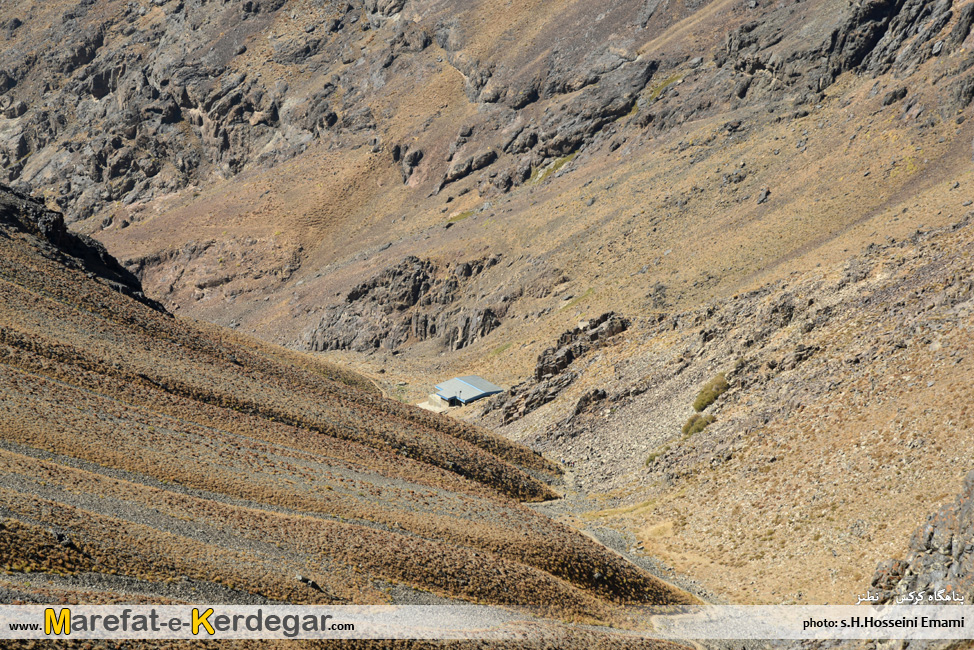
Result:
[829, 0, 956, 77]
[442, 149, 498, 187]
[392, 143, 424, 182]
[713, 0, 971, 111]
[0, 0, 969, 216]
[872, 469, 974, 603]
[486, 313, 629, 424]
[443, 307, 502, 352]
[0, 0, 430, 221]
[573, 388, 608, 417]
[363, 0, 409, 18]
[0, 183, 163, 311]
[536, 312, 630, 381]
[534, 59, 657, 159]
[438, 54, 658, 190]
[305, 255, 504, 351]
[0, 0, 669, 220]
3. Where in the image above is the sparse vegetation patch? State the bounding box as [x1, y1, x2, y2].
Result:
[682, 413, 716, 437]
[562, 287, 595, 311]
[693, 373, 728, 412]
[530, 152, 578, 185]
[645, 444, 671, 466]
[647, 73, 684, 102]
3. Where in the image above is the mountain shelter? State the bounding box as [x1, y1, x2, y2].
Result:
[433, 375, 503, 406]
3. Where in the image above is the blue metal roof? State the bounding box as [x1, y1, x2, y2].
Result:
[434, 375, 503, 404]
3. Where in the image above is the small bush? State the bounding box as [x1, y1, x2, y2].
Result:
[489, 342, 514, 358]
[693, 373, 728, 412]
[682, 413, 715, 437]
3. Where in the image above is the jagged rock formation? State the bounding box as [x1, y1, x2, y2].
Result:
[4, 0, 972, 354]
[306, 255, 505, 351]
[486, 313, 629, 424]
[715, 0, 971, 106]
[0, 183, 163, 311]
[872, 469, 974, 602]
[25, 0, 963, 222]
[0, 0, 669, 222]
[0, 0, 428, 220]
[535, 313, 630, 381]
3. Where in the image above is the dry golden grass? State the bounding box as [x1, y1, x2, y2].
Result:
[0, 209, 696, 630]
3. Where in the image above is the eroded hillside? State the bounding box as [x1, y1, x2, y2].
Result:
[491, 215, 974, 605]
[0, 185, 698, 649]
[3, 0, 974, 619]
[2, 0, 972, 384]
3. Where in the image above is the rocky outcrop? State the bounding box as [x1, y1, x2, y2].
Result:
[0, 183, 164, 312]
[536, 312, 630, 381]
[0, 0, 666, 219]
[442, 149, 497, 187]
[713, 0, 965, 109]
[872, 469, 974, 603]
[828, 0, 956, 77]
[392, 143, 424, 182]
[0, 0, 411, 221]
[305, 255, 504, 352]
[573, 388, 608, 417]
[461, 56, 658, 195]
[485, 313, 629, 424]
[6, 0, 964, 229]
[363, 0, 408, 19]
[534, 60, 657, 159]
[444, 308, 502, 351]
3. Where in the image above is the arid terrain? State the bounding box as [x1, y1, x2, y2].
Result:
[3, 0, 974, 644]
[0, 184, 699, 649]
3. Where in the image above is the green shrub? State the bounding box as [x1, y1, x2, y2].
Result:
[682, 413, 715, 437]
[693, 373, 728, 412]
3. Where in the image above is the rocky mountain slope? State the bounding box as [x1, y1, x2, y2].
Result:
[873, 468, 974, 605]
[306, 254, 506, 352]
[0, 185, 698, 648]
[2, 0, 972, 363]
[492, 214, 974, 605]
[3, 0, 974, 618]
